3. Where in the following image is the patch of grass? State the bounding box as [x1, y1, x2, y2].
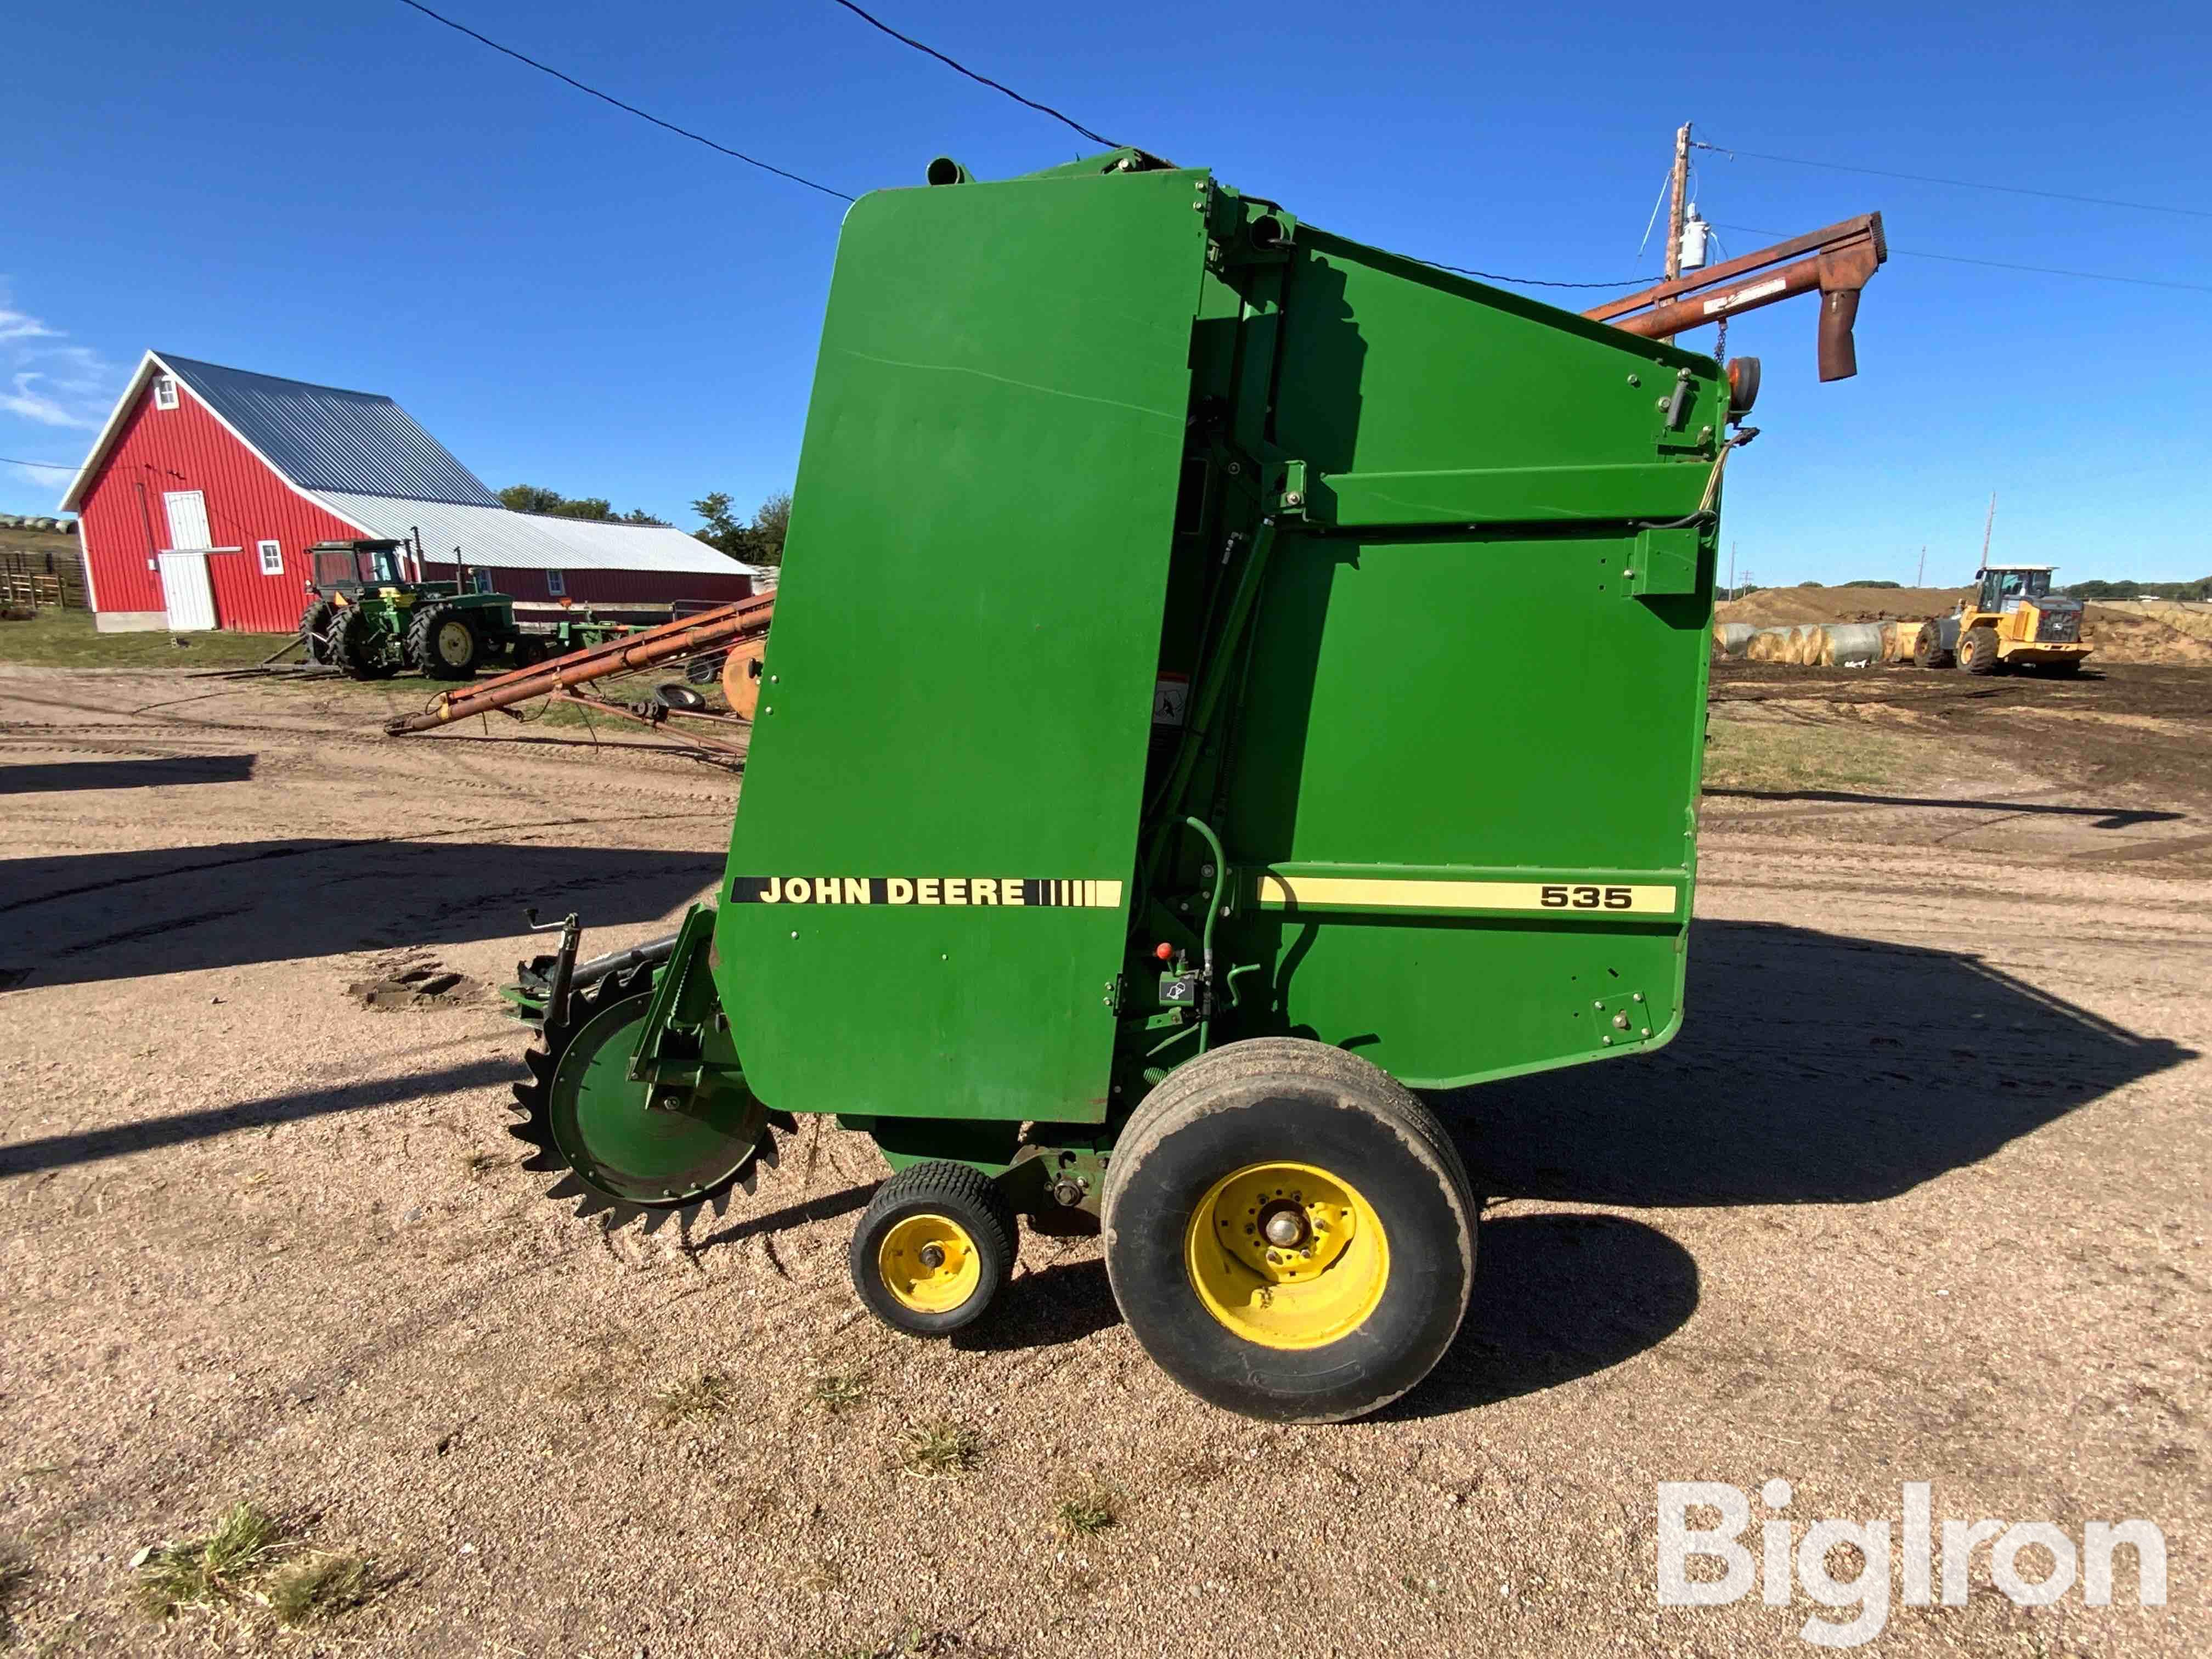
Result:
[652, 1368, 737, 1426]
[811, 1372, 870, 1414]
[266, 1553, 373, 1626]
[458, 1150, 506, 1180]
[131, 1503, 285, 1621]
[1053, 1489, 1118, 1539]
[1702, 712, 1921, 795]
[0, 608, 290, 670]
[896, 1418, 983, 1479]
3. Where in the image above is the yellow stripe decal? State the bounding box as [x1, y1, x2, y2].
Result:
[1255, 875, 1678, 916]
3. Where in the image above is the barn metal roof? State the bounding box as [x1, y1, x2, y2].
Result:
[313, 492, 759, 577]
[156, 353, 502, 506]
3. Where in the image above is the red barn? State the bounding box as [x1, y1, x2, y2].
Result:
[60, 352, 758, 632]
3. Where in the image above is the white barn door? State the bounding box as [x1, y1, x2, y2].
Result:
[160, 490, 217, 631]
[156, 552, 216, 631]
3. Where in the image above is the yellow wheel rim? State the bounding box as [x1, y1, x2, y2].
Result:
[1184, 1161, 1389, 1350]
[437, 620, 472, 663]
[877, 1212, 981, 1314]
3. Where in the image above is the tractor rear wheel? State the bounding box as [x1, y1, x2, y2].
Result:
[329, 605, 396, 680]
[850, 1161, 1015, 1335]
[1101, 1038, 1477, 1423]
[1912, 618, 1952, 669]
[408, 603, 482, 680]
[1961, 624, 2003, 675]
[298, 599, 337, 664]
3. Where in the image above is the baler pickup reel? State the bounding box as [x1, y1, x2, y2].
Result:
[1584, 213, 1887, 382]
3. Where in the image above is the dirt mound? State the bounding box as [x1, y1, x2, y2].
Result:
[2095, 600, 2212, 642]
[2082, 606, 2212, 665]
[1717, 585, 1971, 625]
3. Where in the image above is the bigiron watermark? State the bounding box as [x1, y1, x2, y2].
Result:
[1657, 1480, 2168, 1648]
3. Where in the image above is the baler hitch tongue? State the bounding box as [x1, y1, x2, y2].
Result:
[507, 907, 582, 1029]
[1583, 212, 1887, 382]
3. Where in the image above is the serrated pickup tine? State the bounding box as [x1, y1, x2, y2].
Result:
[639, 1207, 673, 1236]
[546, 1173, 586, 1200]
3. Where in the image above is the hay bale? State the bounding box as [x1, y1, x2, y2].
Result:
[1745, 627, 1786, 662]
[1880, 619, 1922, 662]
[1781, 624, 1815, 665]
[1713, 622, 1757, 658]
[1822, 623, 1886, 667]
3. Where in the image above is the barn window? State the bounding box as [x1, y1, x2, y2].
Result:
[153, 375, 179, 410]
[257, 539, 284, 575]
[544, 569, 566, 597]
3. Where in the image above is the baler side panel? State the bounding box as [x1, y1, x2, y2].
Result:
[715, 170, 1212, 1124]
[1217, 236, 1719, 1087]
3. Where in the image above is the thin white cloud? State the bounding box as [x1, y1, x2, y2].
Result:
[1, 372, 92, 428]
[0, 287, 122, 432]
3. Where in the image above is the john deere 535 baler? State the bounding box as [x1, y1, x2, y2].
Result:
[510, 148, 1750, 1422]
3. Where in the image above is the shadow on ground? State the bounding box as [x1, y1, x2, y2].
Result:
[1701, 786, 2181, 831]
[1384, 1213, 1700, 1421]
[0, 1056, 518, 1176]
[1437, 918, 2195, 1207]
[0, 754, 257, 793]
[0, 839, 722, 989]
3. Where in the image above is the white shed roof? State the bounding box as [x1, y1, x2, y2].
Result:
[313, 492, 759, 578]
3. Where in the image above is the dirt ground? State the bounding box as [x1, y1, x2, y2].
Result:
[2, 659, 2207, 1657]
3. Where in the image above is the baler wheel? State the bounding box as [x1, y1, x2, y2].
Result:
[1101, 1038, 1476, 1423]
[849, 1161, 1014, 1335]
[507, 963, 781, 1233]
[330, 605, 397, 680]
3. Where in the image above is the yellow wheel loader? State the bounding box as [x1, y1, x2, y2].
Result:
[1913, 565, 2091, 676]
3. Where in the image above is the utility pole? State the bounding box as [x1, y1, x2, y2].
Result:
[1728, 541, 1737, 599]
[1662, 122, 1692, 343]
[1979, 492, 1997, 570]
[1915, 545, 1926, 587]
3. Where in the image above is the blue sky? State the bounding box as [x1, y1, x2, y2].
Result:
[5, 2, 2205, 583]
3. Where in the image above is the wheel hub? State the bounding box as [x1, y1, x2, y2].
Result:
[877, 1213, 978, 1314]
[1185, 1161, 1389, 1350]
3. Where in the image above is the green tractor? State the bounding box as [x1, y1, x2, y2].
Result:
[298, 539, 520, 680]
[505, 149, 1748, 1423]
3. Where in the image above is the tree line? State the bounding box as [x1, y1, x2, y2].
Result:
[496, 484, 792, 567]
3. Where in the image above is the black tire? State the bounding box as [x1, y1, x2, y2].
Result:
[298, 599, 337, 665]
[329, 605, 397, 680]
[407, 603, 482, 680]
[1912, 617, 1952, 670]
[1102, 1038, 1476, 1423]
[685, 652, 726, 686]
[655, 682, 709, 712]
[1961, 624, 2002, 676]
[508, 636, 546, 670]
[850, 1161, 1015, 1336]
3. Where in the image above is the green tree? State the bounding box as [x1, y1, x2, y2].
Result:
[498, 483, 664, 524]
[689, 490, 792, 567]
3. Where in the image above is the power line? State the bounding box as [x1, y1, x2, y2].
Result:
[827, 0, 1121, 149]
[1712, 223, 2212, 294]
[393, 0, 855, 201]
[1, 456, 77, 471]
[1694, 139, 2211, 222]
[1427, 263, 1652, 289]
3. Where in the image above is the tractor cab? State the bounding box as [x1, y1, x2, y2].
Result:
[304, 539, 447, 601]
[1975, 564, 2053, 615]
